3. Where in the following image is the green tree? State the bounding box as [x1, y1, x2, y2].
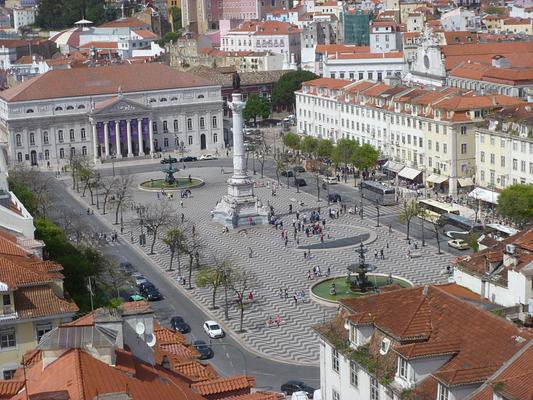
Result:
[161, 31, 179, 44]
[399, 200, 419, 240]
[36, 0, 116, 30]
[163, 228, 186, 273]
[332, 138, 357, 182]
[229, 267, 255, 333]
[171, 7, 182, 31]
[352, 143, 379, 185]
[196, 259, 227, 310]
[282, 132, 301, 150]
[467, 233, 480, 253]
[497, 184, 533, 227]
[243, 94, 271, 124]
[272, 70, 318, 108]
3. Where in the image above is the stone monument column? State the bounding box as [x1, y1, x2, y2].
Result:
[231, 94, 246, 178]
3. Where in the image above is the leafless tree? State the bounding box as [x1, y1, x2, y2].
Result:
[182, 225, 204, 289]
[229, 267, 255, 333]
[100, 177, 116, 215]
[142, 201, 177, 255]
[113, 175, 133, 225]
[8, 166, 52, 217]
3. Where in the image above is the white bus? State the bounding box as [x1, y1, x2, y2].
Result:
[361, 181, 397, 205]
[418, 199, 460, 223]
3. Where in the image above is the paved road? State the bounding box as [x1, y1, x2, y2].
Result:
[46, 177, 320, 392]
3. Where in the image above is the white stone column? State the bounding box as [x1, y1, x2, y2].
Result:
[104, 122, 110, 158]
[148, 118, 155, 156]
[91, 120, 98, 162]
[230, 93, 246, 177]
[127, 120, 133, 157]
[115, 121, 122, 158]
[137, 119, 144, 156]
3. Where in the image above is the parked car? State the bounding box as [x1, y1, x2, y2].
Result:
[327, 193, 342, 203]
[119, 261, 135, 273]
[280, 381, 315, 398]
[281, 170, 294, 177]
[323, 176, 338, 184]
[193, 340, 214, 360]
[293, 165, 305, 173]
[132, 273, 147, 286]
[447, 239, 470, 250]
[294, 178, 307, 187]
[170, 316, 191, 334]
[203, 320, 224, 338]
[199, 154, 217, 160]
[160, 157, 178, 164]
[139, 281, 156, 295]
[144, 288, 163, 301]
[128, 294, 144, 302]
[179, 156, 197, 162]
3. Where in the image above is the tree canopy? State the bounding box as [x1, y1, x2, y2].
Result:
[282, 132, 301, 150]
[36, 0, 118, 30]
[497, 184, 533, 227]
[243, 94, 271, 123]
[352, 143, 379, 171]
[272, 70, 318, 108]
[171, 7, 182, 31]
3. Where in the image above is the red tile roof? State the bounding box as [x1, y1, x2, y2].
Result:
[229, 20, 300, 35]
[79, 41, 118, 49]
[304, 77, 350, 90]
[0, 380, 24, 399]
[192, 375, 256, 396]
[0, 64, 215, 102]
[132, 29, 158, 39]
[99, 17, 150, 28]
[14, 285, 78, 319]
[442, 42, 533, 70]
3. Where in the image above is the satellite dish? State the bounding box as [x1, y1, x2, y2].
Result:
[135, 322, 145, 335]
[145, 333, 156, 347]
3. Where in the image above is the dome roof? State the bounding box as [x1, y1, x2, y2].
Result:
[49, 28, 81, 48]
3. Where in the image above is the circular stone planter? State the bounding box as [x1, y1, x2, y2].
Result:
[310, 274, 413, 306]
[139, 178, 204, 191]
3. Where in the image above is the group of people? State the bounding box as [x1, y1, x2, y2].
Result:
[94, 231, 119, 243]
[306, 266, 330, 280]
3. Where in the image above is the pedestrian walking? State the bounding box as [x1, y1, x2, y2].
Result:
[407, 248, 411, 259]
[380, 249, 385, 259]
[303, 251, 307, 260]
[248, 247, 253, 258]
[180, 200, 184, 208]
[221, 167, 224, 174]
[275, 314, 281, 327]
[389, 224, 392, 233]
[293, 294, 298, 306]
[386, 241, 389, 249]
[284, 288, 288, 299]
[279, 288, 283, 298]
[307, 270, 312, 280]
[284, 237, 289, 247]
[327, 267, 331, 277]
[248, 291, 254, 302]
[181, 213, 185, 223]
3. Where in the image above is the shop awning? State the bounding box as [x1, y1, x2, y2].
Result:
[398, 167, 422, 180]
[468, 187, 499, 204]
[384, 160, 404, 173]
[427, 174, 448, 184]
[457, 177, 475, 187]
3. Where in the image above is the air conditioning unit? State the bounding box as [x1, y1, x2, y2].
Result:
[506, 244, 515, 254]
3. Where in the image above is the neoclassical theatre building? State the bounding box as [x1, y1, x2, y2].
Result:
[0, 63, 224, 168]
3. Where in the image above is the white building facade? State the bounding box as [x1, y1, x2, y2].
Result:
[0, 64, 224, 169]
[322, 52, 405, 82]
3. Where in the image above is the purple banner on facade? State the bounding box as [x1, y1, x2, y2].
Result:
[109, 121, 116, 141]
[131, 119, 138, 141]
[142, 118, 149, 140]
[119, 120, 127, 142]
[97, 122, 104, 144]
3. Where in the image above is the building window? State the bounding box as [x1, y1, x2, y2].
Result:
[69, 129, 75, 141]
[332, 389, 340, 400]
[187, 118, 193, 130]
[212, 116, 217, 128]
[152, 121, 158, 133]
[480, 151, 485, 162]
[332, 349, 339, 373]
[200, 117, 205, 129]
[438, 385, 449, 400]
[3, 370, 16, 380]
[399, 357, 408, 379]
[370, 377, 379, 400]
[164, 138, 169, 147]
[44, 150, 49, 160]
[501, 156, 505, 167]
[15, 134, 21, 147]
[163, 121, 168, 133]
[59, 148, 64, 159]
[461, 144, 467, 154]
[350, 361, 358, 387]
[36, 322, 52, 342]
[174, 119, 179, 131]
[188, 135, 193, 145]
[17, 153, 22, 162]
[29, 132, 35, 146]
[82, 146, 87, 156]
[513, 159, 518, 171]
[58, 130, 64, 143]
[81, 128, 86, 141]
[0, 328, 16, 348]
[43, 131, 49, 144]
[213, 133, 218, 143]
[521, 160, 526, 172]
[55, 106, 63, 111]
[461, 126, 467, 135]
[70, 147, 75, 157]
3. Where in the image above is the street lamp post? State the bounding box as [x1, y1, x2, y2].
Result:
[95, 173, 100, 210]
[421, 204, 426, 246]
[120, 206, 124, 234]
[111, 153, 116, 177]
[376, 205, 380, 227]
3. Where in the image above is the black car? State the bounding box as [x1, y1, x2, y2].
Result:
[281, 170, 294, 177]
[139, 281, 156, 295]
[179, 156, 198, 162]
[328, 193, 342, 202]
[293, 165, 305, 173]
[119, 261, 135, 273]
[160, 157, 178, 164]
[170, 316, 191, 334]
[294, 178, 307, 187]
[193, 340, 214, 360]
[280, 381, 315, 398]
[144, 288, 163, 301]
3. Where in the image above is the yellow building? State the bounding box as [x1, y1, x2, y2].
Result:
[475, 103, 533, 191]
[500, 17, 533, 34]
[0, 232, 78, 379]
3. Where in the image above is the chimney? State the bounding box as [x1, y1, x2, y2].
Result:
[422, 285, 429, 298]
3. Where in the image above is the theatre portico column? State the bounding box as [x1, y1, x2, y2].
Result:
[90, 119, 98, 163]
[104, 122, 110, 158]
[148, 118, 154, 156]
[127, 120, 133, 157]
[137, 119, 144, 156]
[115, 121, 122, 158]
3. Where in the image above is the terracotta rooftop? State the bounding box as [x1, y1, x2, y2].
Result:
[315, 44, 370, 54]
[303, 77, 349, 90]
[0, 63, 215, 102]
[442, 42, 533, 70]
[229, 20, 300, 35]
[132, 29, 158, 39]
[14, 285, 78, 319]
[341, 284, 533, 388]
[79, 41, 119, 49]
[98, 17, 150, 28]
[0, 380, 24, 399]
[192, 375, 256, 396]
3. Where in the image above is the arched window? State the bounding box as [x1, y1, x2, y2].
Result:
[81, 128, 86, 141]
[82, 146, 87, 155]
[69, 129, 75, 141]
[160, 98, 167, 102]
[70, 147, 76, 156]
[77, 105, 85, 109]
[200, 117, 205, 129]
[171, 97, 178, 101]
[26, 109, 34, 113]
[188, 135, 193, 145]
[58, 130, 64, 143]
[44, 149, 49, 160]
[164, 138, 169, 147]
[55, 106, 63, 111]
[173, 119, 179, 131]
[149, 98, 157, 103]
[17, 152, 22, 162]
[175, 137, 179, 146]
[212, 116, 217, 128]
[15, 134, 21, 146]
[29, 132, 35, 146]
[66, 105, 74, 110]
[213, 133, 218, 143]
[197, 94, 205, 99]
[163, 121, 168, 133]
[187, 118, 192, 130]
[43, 131, 49, 144]
[59, 148, 64, 159]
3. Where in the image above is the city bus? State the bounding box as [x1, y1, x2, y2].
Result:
[361, 181, 397, 205]
[440, 213, 484, 232]
[417, 199, 460, 223]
